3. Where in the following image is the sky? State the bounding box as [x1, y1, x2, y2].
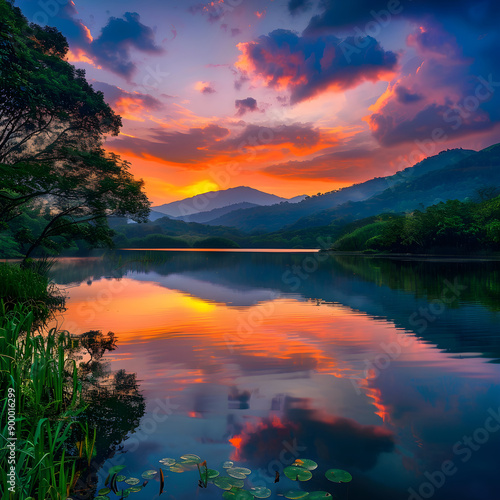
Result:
[15, 0, 500, 203]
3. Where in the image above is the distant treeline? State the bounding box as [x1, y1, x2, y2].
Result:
[122, 234, 240, 249]
[331, 194, 500, 254]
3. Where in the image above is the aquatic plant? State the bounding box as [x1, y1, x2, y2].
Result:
[0, 303, 90, 499]
[94, 453, 352, 499]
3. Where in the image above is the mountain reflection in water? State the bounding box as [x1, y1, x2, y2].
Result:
[51, 252, 500, 500]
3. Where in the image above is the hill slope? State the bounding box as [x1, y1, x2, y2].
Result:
[288, 144, 500, 230]
[171, 202, 260, 223]
[208, 148, 474, 232]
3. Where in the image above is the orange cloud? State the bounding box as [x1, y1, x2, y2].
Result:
[114, 96, 149, 121]
[66, 48, 100, 68]
[235, 31, 398, 103]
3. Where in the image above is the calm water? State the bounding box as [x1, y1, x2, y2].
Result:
[50, 251, 500, 500]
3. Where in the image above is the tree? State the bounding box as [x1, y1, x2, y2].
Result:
[0, 0, 150, 260]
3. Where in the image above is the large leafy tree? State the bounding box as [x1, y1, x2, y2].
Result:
[0, 0, 150, 260]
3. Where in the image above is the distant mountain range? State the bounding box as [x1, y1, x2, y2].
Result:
[170, 202, 260, 223]
[116, 143, 500, 248]
[207, 148, 476, 232]
[152, 186, 306, 219]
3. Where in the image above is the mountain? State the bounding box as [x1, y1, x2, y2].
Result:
[152, 186, 303, 218]
[149, 209, 171, 222]
[171, 202, 260, 223]
[286, 144, 500, 230]
[206, 148, 475, 232]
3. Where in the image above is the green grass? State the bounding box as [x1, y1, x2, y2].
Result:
[0, 303, 90, 499]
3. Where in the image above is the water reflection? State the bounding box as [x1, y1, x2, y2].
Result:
[50, 252, 500, 500]
[68, 330, 146, 500]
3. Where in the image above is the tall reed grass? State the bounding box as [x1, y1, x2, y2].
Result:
[0, 303, 91, 499]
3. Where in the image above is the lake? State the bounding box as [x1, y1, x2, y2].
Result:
[49, 251, 500, 500]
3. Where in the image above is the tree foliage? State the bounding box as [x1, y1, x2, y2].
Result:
[0, 0, 150, 260]
[333, 194, 500, 254]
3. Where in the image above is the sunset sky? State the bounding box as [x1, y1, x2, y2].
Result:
[16, 0, 500, 203]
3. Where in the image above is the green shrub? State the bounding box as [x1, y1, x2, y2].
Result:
[0, 263, 64, 322]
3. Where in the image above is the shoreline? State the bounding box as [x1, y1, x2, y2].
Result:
[322, 250, 500, 261]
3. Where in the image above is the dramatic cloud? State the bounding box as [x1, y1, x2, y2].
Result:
[368, 25, 497, 147]
[91, 81, 162, 121]
[235, 97, 258, 116]
[395, 86, 423, 104]
[304, 0, 500, 34]
[288, 0, 313, 16]
[24, 2, 164, 80]
[232, 407, 395, 471]
[213, 123, 322, 151]
[90, 12, 163, 78]
[264, 148, 382, 180]
[109, 122, 323, 167]
[92, 81, 162, 109]
[235, 30, 398, 103]
[109, 124, 230, 165]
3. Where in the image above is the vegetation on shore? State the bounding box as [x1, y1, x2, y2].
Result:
[0, 1, 150, 497]
[330, 194, 500, 254]
[0, 303, 89, 499]
[0, 261, 65, 322]
[0, 0, 149, 265]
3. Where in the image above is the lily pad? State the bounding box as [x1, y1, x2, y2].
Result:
[226, 477, 245, 488]
[284, 466, 312, 482]
[170, 465, 186, 473]
[124, 477, 140, 485]
[223, 461, 234, 468]
[214, 476, 234, 490]
[98, 488, 111, 495]
[141, 470, 157, 479]
[159, 458, 176, 466]
[308, 492, 333, 499]
[227, 469, 248, 479]
[293, 459, 318, 471]
[180, 453, 201, 462]
[250, 486, 272, 498]
[222, 489, 254, 499]
[206, 468, 220, 479]
[116, 475, 126, 482]
[231, 467, 252, 475]
[284, 491, 309, 499]
[129, 486, 142, 493]
[108, 465, 126, 476]
[325, 469, 352, 483]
